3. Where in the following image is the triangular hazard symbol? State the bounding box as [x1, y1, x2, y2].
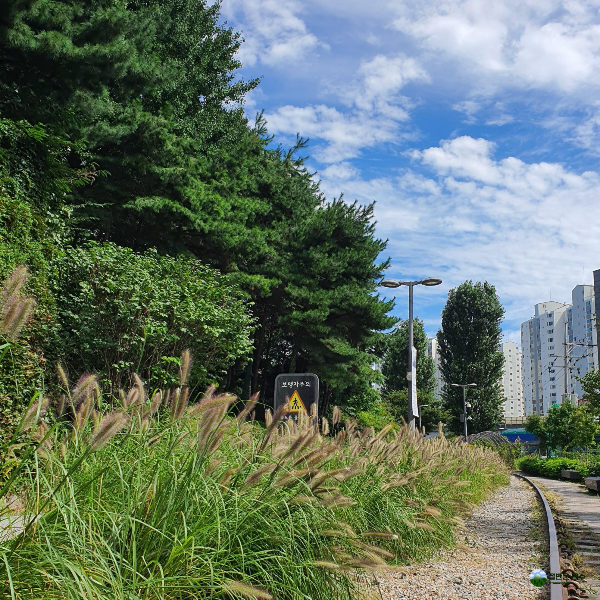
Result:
[287, 390, 307, 413]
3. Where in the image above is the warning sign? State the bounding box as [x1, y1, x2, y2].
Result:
[288, 390, 307, 413]
[274, 373, 319, 422]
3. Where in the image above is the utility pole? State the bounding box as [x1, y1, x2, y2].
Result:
[451, 382, 477, 441]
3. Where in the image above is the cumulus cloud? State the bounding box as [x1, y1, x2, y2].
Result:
[265, 55, 428, 162]
[319, 136, 600, 337]
[221, 0, 324, 67]
[392, 0, 600, 93]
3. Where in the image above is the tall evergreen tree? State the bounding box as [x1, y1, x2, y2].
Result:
[1, 0, 259, 252]
[436, 281, 505, 433]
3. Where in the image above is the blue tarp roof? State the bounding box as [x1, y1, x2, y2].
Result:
[501, 429, 539, 443]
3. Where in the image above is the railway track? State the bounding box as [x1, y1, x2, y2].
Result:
[516, 473, 600, 600]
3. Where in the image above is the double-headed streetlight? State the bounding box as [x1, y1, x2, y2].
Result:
[380, 277, 442, 429]
[451, 383, 477, 441]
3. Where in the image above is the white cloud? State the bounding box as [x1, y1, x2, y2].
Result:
[265, 55, 428, 162]
[221, 0, 324, 67]
[392, 0, 600, 94]
[486, 114, 514, 126]
[319, 136, 600, 335]
[452, 100, 481, 123]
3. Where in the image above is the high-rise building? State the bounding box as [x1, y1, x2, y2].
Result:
[427, 337, 444, 400]
[521, 283, 599, 415]
[500, 342, 524, 418]
[566, 285, 598, 399]
[521, 301, 570, 415]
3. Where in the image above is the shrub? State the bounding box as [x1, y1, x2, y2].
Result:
[0, 118, 87, 441]
[516, 456, 581, 478]
[48, 242, 255, 393]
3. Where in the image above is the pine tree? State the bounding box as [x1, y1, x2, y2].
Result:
[1, 0, 258, 252]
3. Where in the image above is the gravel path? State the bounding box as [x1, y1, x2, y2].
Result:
[375, 475, 549, 600]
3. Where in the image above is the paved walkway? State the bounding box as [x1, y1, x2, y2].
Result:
[525, 475, 600, 599]
[527, 476, 600, 538]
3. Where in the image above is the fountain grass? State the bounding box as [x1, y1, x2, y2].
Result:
[0, 371, 509, 599]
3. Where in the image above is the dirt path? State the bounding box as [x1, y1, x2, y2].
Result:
[375, 475, 548, 600]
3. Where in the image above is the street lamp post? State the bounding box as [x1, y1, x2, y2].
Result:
[380, 276, 442, 429]
[418, 404, 429, 431]
[451, 383, 477, 441]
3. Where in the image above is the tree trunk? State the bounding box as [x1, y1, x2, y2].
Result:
[321, 383, 331, 419]
[251, 321, 265, 394]
[289, 344, 298, 373]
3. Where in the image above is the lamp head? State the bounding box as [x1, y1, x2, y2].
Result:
[421, 277, 442, 287]
[380, 279, 401, 288]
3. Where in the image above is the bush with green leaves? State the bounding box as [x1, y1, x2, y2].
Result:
[48, 243, 254, 394]
[0, 117, 91, 440]
[525, 402, 598, 452]
[516, 456, 583, 478]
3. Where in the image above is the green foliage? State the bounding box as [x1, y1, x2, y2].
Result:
[580, 367, 600, 416]
[356, 399, 397, 431]
[525, 402, 598, 452]
[437, 281, 505, 433]
[0, 0, 397, 420]
[238, 194, 396, 411]
[382, 319, 435, 394]
[48, 243, 254, 393]
[524, 413, 548, 450]
[0, 117, 90, 440]
[1, 0, 258, 251]
[0, 369, 510, 598]
[516, 455, 582, 478]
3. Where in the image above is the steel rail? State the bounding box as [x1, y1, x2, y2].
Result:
[513, 472, 562, 600]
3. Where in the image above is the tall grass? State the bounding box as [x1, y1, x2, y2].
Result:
[0, 364, 509, 599]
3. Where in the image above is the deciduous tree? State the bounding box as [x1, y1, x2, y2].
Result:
[437, 281, 505, 433]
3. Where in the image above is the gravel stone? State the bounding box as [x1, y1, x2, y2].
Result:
[375, 475, 549, 600]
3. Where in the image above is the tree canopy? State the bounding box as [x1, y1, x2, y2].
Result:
[0, 0, 396, 424]
[437, 281, 505, 433]
[525, 402, 598, 452]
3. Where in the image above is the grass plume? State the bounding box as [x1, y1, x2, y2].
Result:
[0, 355, 510, 600]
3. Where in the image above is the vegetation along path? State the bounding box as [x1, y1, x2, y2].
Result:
[527, 476, 600, 598]
[375, 475, 548, 600]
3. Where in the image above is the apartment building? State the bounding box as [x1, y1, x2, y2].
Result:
[567, 285, 598, 399]
[427, 337, 444, 400]
[521, 301, 570, 415]
[521, 283, 598, 415]
[500, 342, 524, 418]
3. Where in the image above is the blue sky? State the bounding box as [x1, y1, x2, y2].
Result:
[220, 0, 600, 344]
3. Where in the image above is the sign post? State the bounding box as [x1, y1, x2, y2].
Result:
[274, 373, 319, 423]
